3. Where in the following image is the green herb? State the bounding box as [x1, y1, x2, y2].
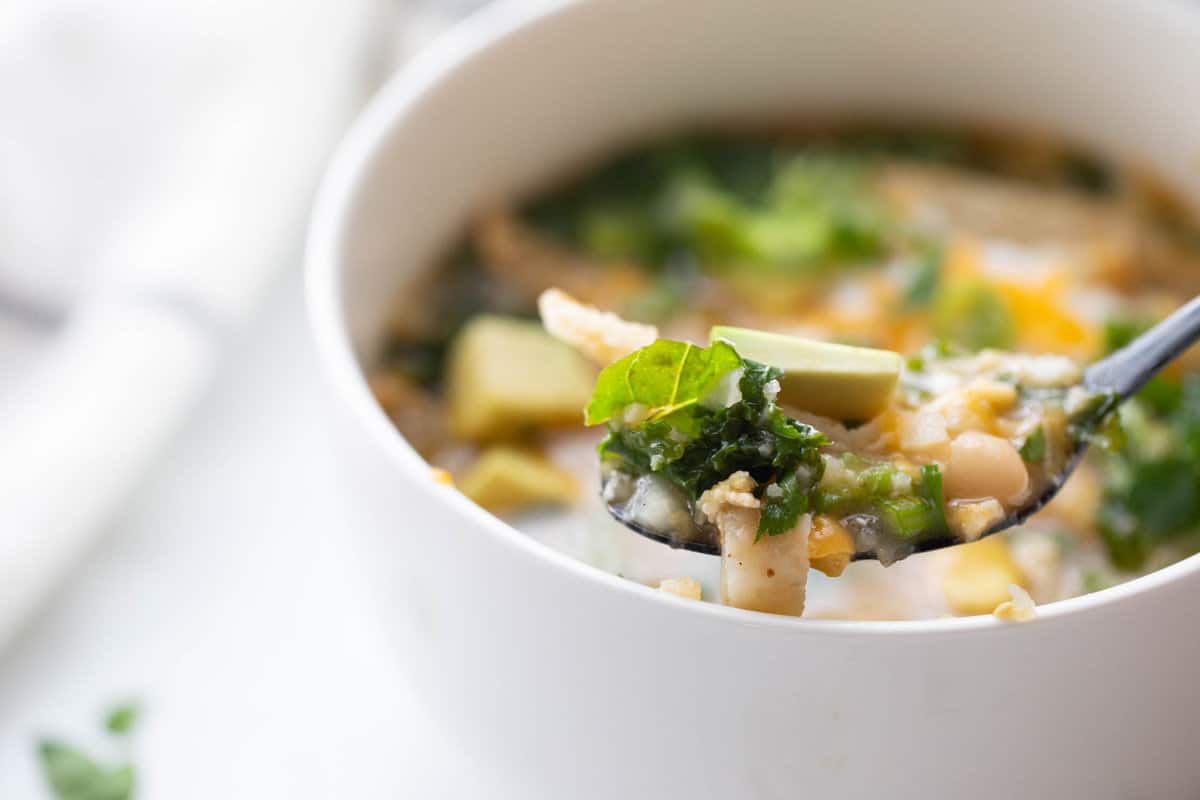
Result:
[878, 497, 937, 539]
[526, 139, 895, 279]
[1019, 426, 1047, 462]
[39, 702, 140, 800]
[859, 465, 894, 497]
[1102, 317, 1152, 354]
[39, 743, 135, 800]
[104, 705, 139, 737]
[933, 281, 1015, 352]
[1068, 390, 1122, 449]
[595, 351, 829, 538]
[585, 339, 742, 426]
[1093, 376, 1200, 569]
[901, 249, 942, 309]
[917, 463, 950, 533]
[1081, 571, 1109, 593]
[578, 204, 659, 262]
[1102, 317, 1183, 415]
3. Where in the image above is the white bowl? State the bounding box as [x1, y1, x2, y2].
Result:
[307, 1, 1200, 796]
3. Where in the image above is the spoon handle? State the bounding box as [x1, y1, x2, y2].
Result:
[1084, 294, 1200, 400]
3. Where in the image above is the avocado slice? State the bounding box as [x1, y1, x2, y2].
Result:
[458, 447, 578, 512]
[447, 315, 596, 441]
[710, 325, 902, 421]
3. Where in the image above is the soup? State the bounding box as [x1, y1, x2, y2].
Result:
[369, 126, 1200, 619]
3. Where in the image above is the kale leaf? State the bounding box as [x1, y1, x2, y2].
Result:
[1096, 375, 1200, 570]
[597, 357, 829, 538]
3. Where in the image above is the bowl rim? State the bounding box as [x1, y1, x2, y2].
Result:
[306, 0, 1200, 636]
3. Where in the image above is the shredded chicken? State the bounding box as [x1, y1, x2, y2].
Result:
[698, 472, 811, 616]
[537, 288, 658, 364]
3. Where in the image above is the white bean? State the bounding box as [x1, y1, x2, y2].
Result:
[943, 431, 1030, 504]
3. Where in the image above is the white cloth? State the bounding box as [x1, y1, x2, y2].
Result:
[0, 0, 391, 649]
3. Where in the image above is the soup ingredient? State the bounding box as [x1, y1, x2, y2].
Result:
[591, 341, 829, 538]
[658, 576, 703, 600]
[585, 338, 743, 426]
[807, 515, 856, 577]
[942, 537, 1026, 615]
[711, 325, 903, 421]
[446, 315, 595, 440]
[458, 447, 578, 513]
[1096, 376, 1200, 570]
[993, 583, 1037, 622]
[538, 288, 658, 364]
[700, 472, 811, 615]
[943, 431, 1030, 504]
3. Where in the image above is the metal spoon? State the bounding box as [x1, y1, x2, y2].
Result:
[602, 294, 1200, 562]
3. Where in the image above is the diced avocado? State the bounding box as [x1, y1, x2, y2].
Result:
[710, 325, 902, 421]
[447, 315, 596, 441]
[458, 447, 578, 512]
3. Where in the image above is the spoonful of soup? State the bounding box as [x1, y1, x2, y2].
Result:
[539, 289, 1200, 614]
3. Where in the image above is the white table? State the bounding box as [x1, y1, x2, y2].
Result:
[0, 267, 493, 798]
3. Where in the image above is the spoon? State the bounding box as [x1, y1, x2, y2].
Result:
[602, 294, 1200, 562]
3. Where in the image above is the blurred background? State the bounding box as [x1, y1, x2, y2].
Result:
[0, 0, 498, 796]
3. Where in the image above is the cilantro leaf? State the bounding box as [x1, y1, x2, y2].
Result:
[1019, 426, 1046, 462]
[585, 339, 741, 425]
[38, 741, 134, 800]
[104, 705, 139, 737]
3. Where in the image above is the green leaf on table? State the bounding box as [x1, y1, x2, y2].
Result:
[38, 741, 135, 800]
[104, 704, 139, 737]
[585, 339, 742, 425]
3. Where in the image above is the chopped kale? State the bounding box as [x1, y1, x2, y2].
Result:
[595, 353, 829, 538]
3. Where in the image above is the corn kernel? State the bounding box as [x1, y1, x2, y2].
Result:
[809, 515, 856, 577]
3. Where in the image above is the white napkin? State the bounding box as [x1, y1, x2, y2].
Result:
[0, 0, 391, 648]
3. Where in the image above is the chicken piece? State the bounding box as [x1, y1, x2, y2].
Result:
[698, 472, 811, 616]
[538, 288, 658, 365]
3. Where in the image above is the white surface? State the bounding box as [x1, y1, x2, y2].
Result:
[0, 269, 491, 799]
[0, 0, 382, 656]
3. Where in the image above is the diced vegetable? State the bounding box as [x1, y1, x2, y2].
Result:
[942, 537, 1025, 616]
[458, 447, 578, 512]
[808, 515, 856, 577]
[446, 315, 596, 441]
[710, 326, 903, 421]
